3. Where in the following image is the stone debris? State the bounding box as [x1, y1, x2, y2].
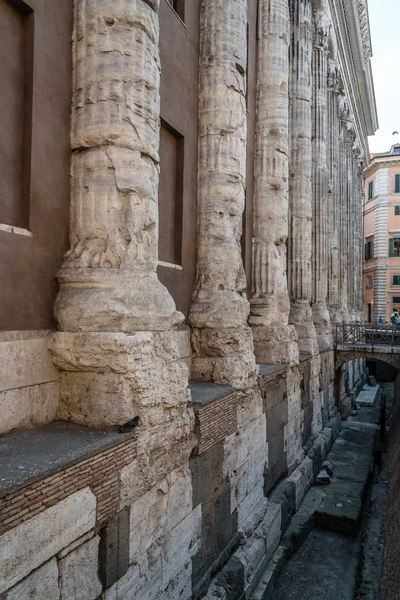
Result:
[316, 469, 332, 485]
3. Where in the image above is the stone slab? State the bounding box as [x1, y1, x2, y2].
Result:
[0, 420, 134, 498]
[59, 536, 102, 600]
[0, 381, 59, 436]
[0, 337, 58, 392]
[257, 364, 286, 377]
[0, 488, 96, 593]
[5, 559, 60, 600]
[189, 380, 236, 405]
[356, 384, 380, 407]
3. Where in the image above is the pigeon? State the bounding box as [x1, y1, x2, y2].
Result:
[119, 416, 139, 433]
[393, 131, 399, 136]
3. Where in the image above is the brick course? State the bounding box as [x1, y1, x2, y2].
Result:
[0, 437, 137, 536]
[192, 393, 238, 455]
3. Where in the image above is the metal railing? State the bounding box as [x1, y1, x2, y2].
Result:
[335, 323, 400, 346]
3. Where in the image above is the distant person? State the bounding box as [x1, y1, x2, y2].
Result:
[377, 316, 383, 325]
[396, 315, 400, 327]
[391, 313, 396, 325]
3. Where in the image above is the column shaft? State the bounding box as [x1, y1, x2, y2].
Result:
[311, 8, 332, 349]
[288, 0, 318, 355]
[326, 61, 341, 322]
[249, 0, 298, 365]
[189, 0, 257, 388]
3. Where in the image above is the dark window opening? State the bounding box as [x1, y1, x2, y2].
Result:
[389, 238, 400, 257]
[395, 205, 400, 215]
[394, 146, 400, 154]
[158, 120, 184, 266]
[393, 275, 400, 286]
[365, 240, 374, 261]
[0, 0, 34, 228]
[367, 180, 374, 201]
[394, 174, 400, 193]
[165, 0, 185, 21]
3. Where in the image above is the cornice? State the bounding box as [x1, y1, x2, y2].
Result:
[356, 0, 372, 61]
[364, 155, 400, 178]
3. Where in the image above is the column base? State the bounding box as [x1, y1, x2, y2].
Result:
[55, 268, 183, 333]
[190, 326, 258, 389]
[251, 325, 299, 365]
[48, 331, 192, 431]
[312, 302, 333, 352]
[289, 301, 319, 356]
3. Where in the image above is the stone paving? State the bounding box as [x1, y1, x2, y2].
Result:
[252, 405, 380, 600]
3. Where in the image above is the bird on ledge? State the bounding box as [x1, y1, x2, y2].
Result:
[118, 416, 139, 433]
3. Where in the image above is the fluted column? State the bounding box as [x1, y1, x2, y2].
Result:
[249, 0, 298, 366]
[188, 0, 258, 389]
[311, 6, 332, 350]
[55, 0, 181, 333]
[288, 0, 318, 355]
[346, 121, 357, 322]
[337, 93, 350, 323]
[326, 61, 342, 323]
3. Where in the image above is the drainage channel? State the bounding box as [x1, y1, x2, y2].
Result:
[252, 386, 391, 600]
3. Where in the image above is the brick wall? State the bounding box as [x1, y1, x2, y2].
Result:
[192, 393, 237, 455]
[0, 437, 137, 536]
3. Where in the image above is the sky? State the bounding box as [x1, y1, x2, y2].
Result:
[367, 0, 400, 153]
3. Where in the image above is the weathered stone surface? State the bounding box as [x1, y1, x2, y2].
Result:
[288, 0, 319, 355]
[59, 536, 102, 600]
[49, 331, 194, 454]
[5, 559, 60, 600]
[0, 381, 59, 435]
[287, 456, 314, 509]
[311, 2, 333, 350]
[249, 0, 299, 366]
[0, 337, 58, 393]
[54, 0, 182, 332]
[0, 488, 96, 594]
[99, 509, 130, 588]
[188, 0, 257, 389]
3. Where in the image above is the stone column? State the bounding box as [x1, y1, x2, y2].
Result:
[326, 61, 342, 324]
[249, 0, 298, 366]
[49, 0, 193, 479]
[288, 0, 318, 355]
[346, 121, 357, 322]
[337, 93, 350, 323]
[188, 0, 258, 389]
[311, 6, 332, 350]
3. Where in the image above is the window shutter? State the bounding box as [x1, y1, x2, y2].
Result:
[395, 174, 400, 193]
[390, 239, 395, 257]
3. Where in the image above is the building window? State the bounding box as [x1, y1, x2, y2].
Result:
[389, 238, 400, 257]
[365, 240, 374, 261]
[395, 206, 400, 215]
[366, 276, 373, 288]
[165, 0, 185, 20]
[393, 275, 400, 286]
[367, 180, 374, 200]
[394, 146, 400, 154]
[158, 120, 184, 266]
[0, 0, 33, 229]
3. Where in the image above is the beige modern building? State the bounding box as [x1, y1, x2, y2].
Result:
[363, 145, 400, 322]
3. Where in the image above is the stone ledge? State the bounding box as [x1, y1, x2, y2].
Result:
[0, 420, 135, 498]
[189, 380, 236, 406]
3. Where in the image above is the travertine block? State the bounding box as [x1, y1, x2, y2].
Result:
[6, 559, 60, 600]
[0, 381, 59, 435]
[287, 456, 313, 509]
[0, 337, 58, 392]
[0, 488, 96, 594]
[59, 536, 102, 600]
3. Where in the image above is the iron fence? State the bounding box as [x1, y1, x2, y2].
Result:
[335, 323, 400, 346]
